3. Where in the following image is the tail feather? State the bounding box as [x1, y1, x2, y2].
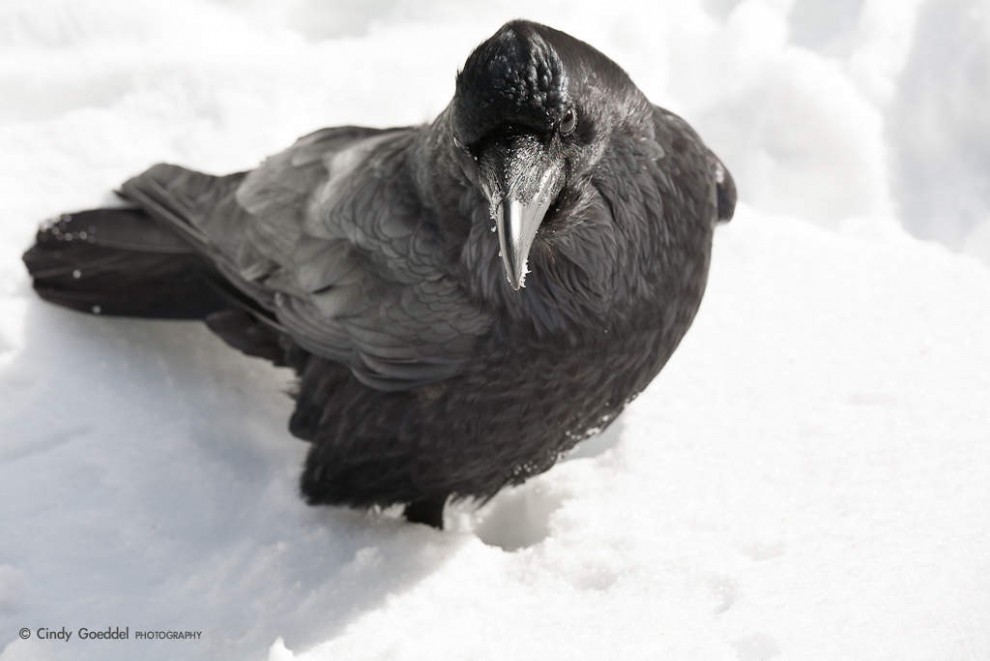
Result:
[23, 207, 230, 319]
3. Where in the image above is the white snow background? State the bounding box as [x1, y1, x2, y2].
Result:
[2, 0, 989, 659]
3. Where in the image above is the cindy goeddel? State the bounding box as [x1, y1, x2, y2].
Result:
[20, 626, 203, 641]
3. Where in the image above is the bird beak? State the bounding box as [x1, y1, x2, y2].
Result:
[481, 136, 564, 290]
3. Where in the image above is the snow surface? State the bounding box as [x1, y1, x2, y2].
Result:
[2, 1, 990, 659]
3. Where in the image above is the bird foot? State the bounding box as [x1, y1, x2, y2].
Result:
[403, 497, 447, 529]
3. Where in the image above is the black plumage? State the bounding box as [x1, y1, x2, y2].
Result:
[23, 20, 735, 529]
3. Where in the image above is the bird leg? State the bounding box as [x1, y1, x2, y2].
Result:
[403, 496, 447, 529]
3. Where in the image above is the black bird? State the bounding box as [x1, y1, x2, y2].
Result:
[23, 20, 736, 528]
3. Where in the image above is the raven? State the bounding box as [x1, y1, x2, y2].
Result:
[23, 20, 736, 528]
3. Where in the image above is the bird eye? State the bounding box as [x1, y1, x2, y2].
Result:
[559, 108, 577, 136]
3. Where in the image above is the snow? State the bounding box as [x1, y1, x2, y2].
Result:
[2, 1, 989, 660]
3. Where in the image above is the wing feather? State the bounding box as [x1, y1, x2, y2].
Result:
[121, 126, 491, 391]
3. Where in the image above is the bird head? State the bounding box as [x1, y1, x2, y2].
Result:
[451, 20, 649, 290]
